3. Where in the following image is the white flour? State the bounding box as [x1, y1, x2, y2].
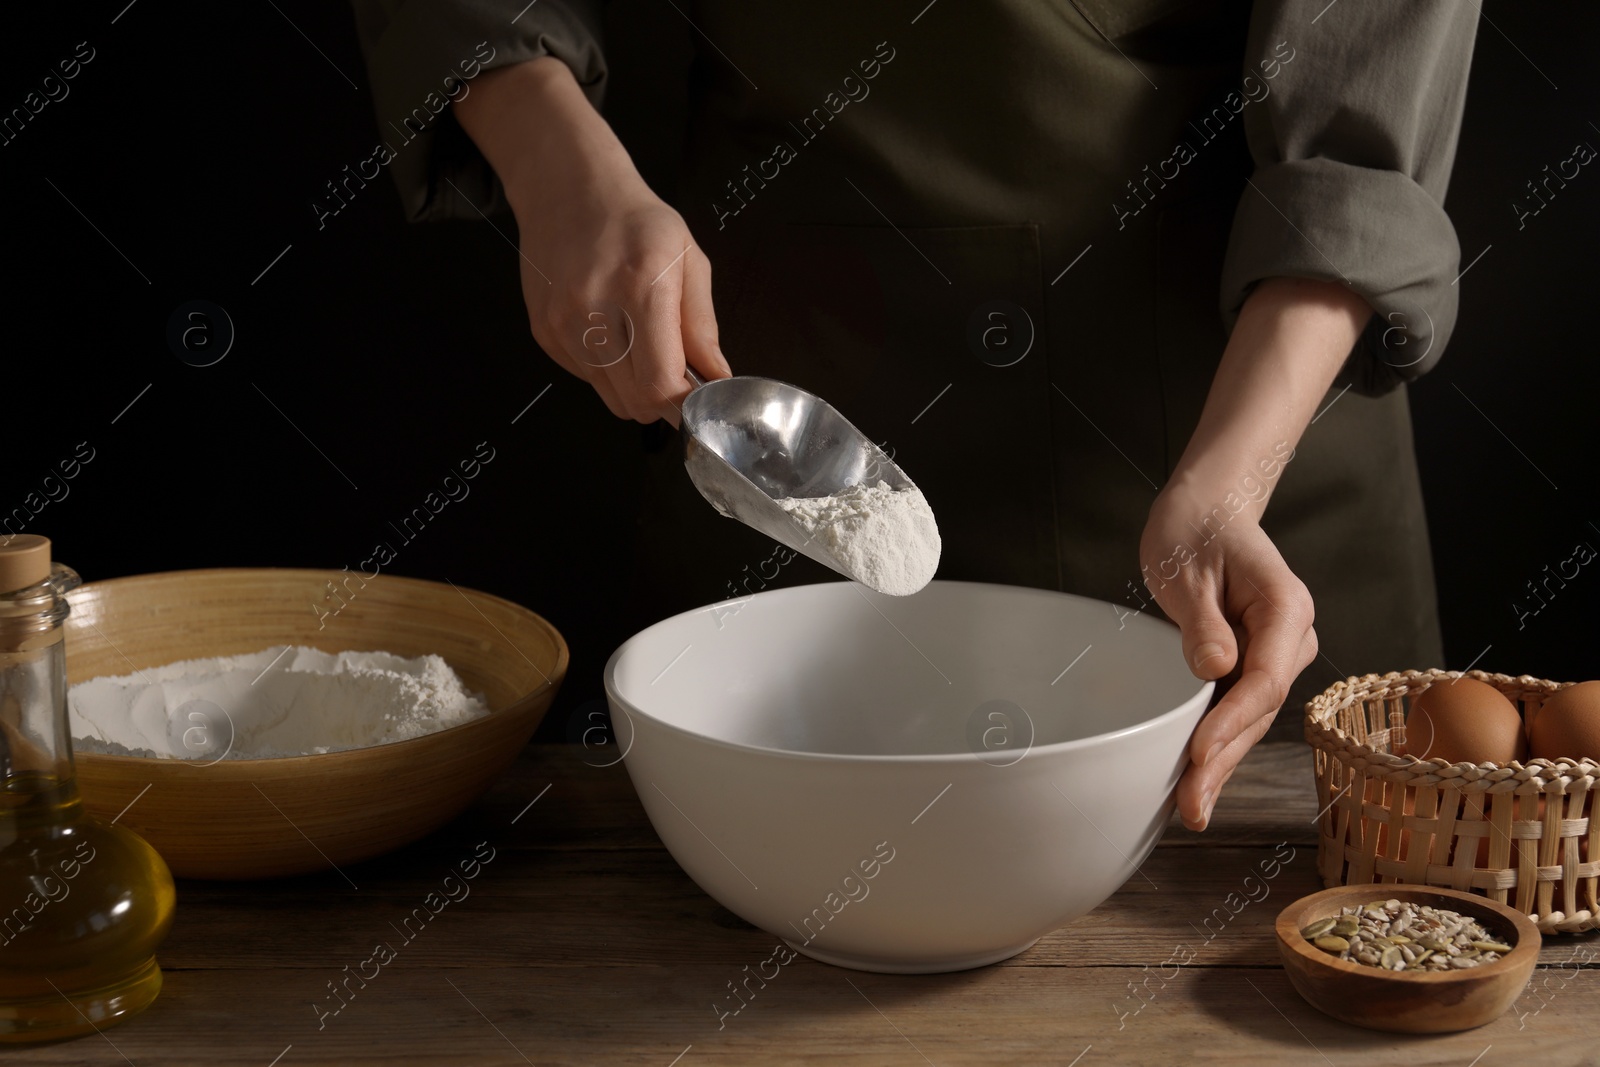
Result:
[69, 646, 491, 760]
[776, 481, 941, 596]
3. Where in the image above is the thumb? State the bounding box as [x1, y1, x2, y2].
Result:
[681, 244, 731, 380]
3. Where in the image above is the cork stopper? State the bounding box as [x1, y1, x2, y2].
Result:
[0, 534, 52, 595]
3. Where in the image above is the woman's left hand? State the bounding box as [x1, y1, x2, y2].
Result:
[1138, 275, 1372, 831]
[1139, 486, 1319, 830]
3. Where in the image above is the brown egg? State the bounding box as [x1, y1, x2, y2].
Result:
[1529, 680, 1600, 762]
[1407, 678, 1526, 765]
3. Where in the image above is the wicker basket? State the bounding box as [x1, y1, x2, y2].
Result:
[1306, 668, 1599, 934]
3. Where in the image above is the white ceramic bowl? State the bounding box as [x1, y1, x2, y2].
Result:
[605, 580, 1212, 973]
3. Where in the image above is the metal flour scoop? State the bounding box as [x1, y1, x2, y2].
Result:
[679, 370, 924, 589]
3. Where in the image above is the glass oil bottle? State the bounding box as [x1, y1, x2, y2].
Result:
[0, 535, 175, 1042]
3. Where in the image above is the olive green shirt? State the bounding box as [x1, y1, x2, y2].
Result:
[348, 0, 1479, 708]
[350, 0, 1477, 393]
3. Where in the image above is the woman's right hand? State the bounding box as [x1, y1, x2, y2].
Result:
[454, 56, 731, 425]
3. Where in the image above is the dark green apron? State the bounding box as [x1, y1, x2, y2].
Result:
[631, 0, 1443, 723]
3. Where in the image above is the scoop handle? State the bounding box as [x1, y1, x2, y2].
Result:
[685, 367, 706, 389]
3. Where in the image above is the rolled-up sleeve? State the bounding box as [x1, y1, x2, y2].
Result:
[1220, 2, 1479, 394]
[349, 0, 607, 222]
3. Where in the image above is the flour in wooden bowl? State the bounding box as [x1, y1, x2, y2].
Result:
[69, 645, 490, 760]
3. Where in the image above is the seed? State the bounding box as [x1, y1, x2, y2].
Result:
[1301, 917, 1336, 939]
[1308, 900, 1502, 972]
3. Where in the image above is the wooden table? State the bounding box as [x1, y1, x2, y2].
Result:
[37, 742, 1598, 1065]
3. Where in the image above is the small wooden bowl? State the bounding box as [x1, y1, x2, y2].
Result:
[67, 568, 567, 880]
[1276, 884, 1540, 1033]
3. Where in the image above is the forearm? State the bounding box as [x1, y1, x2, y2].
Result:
[452, 56, 645, 220]
[1165, 277, 1370, 520]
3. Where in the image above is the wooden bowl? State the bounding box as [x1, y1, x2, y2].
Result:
[67, 568, 567, 880]
[1275, 884, 1540, 1033]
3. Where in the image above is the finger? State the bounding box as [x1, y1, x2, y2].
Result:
[521, 278, 585, 382]
[1189, 589, 1312, 767]
[618, 257, 693, 425]
[680, 245, 731, 380]
[1297, 623, 1320, 676]
[532, 323, 586, 382]
[562, 299, 652, 422]
[556, 328, 632, 420]
[1177, 706, 1279, 830]
[604, 343, 683, 426]
[1149, 567, 1239, 682]
[586, 370, 632, 420]
[527, 310, 631, 419]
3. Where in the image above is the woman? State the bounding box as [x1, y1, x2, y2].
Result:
[351, 0, 1477, 830]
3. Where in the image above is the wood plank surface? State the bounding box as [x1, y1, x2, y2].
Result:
[25, 742, 1600, 1066]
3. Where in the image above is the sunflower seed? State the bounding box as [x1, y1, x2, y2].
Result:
[1302, 899, 1509, 971]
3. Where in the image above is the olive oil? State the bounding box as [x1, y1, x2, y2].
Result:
[0, 535, 176, 1042]
[0, 773, 175, 1042]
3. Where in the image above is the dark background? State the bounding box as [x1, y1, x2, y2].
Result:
[3, 2, 1596, 742]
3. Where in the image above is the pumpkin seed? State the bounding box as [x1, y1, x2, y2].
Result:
[1300, 917, 1336, 939]
[1313, 935, 1351, 953]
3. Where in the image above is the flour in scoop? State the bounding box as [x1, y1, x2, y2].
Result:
[69, 646, 491, 760]
[776, 480, 941, 596]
